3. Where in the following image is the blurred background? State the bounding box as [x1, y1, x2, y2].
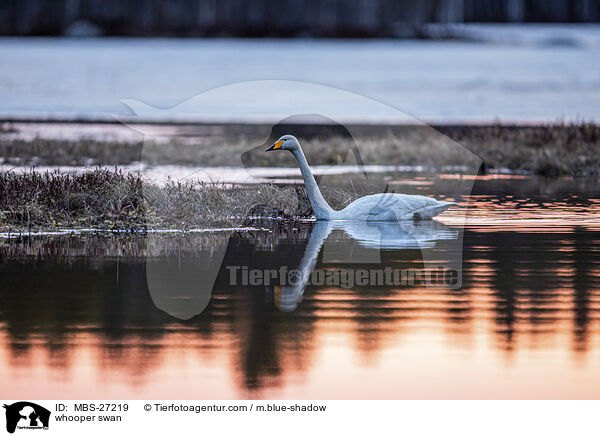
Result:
[2, 0, 600, 37]
[0, 1, 599, 122]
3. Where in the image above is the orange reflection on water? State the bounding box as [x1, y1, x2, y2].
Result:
[0, 264, 599, 400]
[1, 176, 600, 399]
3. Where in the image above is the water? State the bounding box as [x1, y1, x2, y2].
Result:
[1, 29, 600, 122]
[1, 175, 599, 399]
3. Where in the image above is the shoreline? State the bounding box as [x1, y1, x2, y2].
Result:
[2, 121, 599, 177]
[1, 167, 598, 235]
[2, 117, 594, 127]
[2, 121, 598, 233]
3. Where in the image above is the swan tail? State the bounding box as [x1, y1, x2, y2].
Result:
[429, 201, 456, 217]
[412, 201, 456, 220]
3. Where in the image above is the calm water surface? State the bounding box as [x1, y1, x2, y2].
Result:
[1, 175, 599, 399]
[1, 33, 600, 122]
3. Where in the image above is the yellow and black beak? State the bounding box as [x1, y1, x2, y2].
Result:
[265, 139, 283, 151]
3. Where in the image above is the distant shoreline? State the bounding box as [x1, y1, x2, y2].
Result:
[1, 118, 594, 128]
[2, 36, 598, 122]
[1, 120, 598, 178]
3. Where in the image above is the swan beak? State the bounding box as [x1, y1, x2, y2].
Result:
[265, 140, 283, 151]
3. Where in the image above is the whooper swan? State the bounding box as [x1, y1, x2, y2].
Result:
[266, 135, 456, 221]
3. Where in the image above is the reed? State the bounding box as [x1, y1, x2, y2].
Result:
[0, 168, 352, 232]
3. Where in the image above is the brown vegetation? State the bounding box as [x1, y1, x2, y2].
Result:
[0, 169, 352, 232]
[2, 123, 599, 176]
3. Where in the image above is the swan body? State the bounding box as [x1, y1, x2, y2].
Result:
[326, 193, 453, 221]
[266, 135, 455, 221]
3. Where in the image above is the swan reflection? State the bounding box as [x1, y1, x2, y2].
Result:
[274, 219, 459, 312]
[331, 219, 458, 250]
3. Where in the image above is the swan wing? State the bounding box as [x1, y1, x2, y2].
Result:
[338, 194, 454, 220]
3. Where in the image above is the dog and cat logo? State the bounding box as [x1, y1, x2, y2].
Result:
[2, 402, 50, 433]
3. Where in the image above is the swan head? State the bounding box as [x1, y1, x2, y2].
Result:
[265, 134, 300, 152]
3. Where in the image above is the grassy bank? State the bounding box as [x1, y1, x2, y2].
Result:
[0, 169, 352, 232]
[1, 122, 599, 176]
[438, 123, 600, 177]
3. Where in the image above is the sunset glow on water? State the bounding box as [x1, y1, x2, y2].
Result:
[1, 175, 599, 399]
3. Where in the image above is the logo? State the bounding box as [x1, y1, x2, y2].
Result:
[119, 80, 475, 320]
[3, 402, 50, 434]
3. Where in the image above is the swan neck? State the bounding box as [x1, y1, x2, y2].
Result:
[291, 147, 334, 219]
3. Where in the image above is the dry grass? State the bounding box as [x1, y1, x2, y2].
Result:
[2, 123, 599, 176]
[0, 169, 145, 230]
[0, 169, 353, 232]
[439, 123, 600, 176]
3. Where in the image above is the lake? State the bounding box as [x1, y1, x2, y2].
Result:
[1, 30, 600, 123]
[1, 174, 599, 399]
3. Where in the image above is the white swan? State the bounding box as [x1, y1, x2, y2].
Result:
[265, 135, 456, 220]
